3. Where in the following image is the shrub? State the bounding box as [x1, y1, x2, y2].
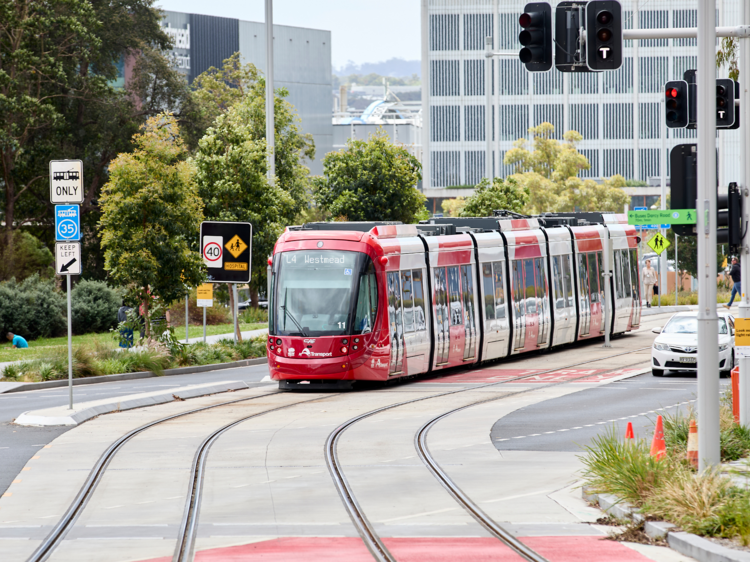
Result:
[71, 280, 122, 335]
[239, 307, 268, 324]
[167, 286, 230, 326]
[0, 275, 66, 340]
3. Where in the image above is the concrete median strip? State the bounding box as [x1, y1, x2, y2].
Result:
[13, 380, 249, 427]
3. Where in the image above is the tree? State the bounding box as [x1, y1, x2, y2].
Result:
[441, 198, 466, 217]
[314, 129, 428, 223]
[194, 98, 295, 339]
[459, 177, 529, 217]
[663, 229, 726, 281]
[99, 114, 204, 338]
[504, 123, 630, 214]
[0, 230, 54, 281]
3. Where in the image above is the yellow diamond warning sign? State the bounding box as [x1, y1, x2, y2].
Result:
[225, 235, 248, 258]
[647, 232, 671, 255]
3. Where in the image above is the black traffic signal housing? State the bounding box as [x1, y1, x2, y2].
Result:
[718, 182, 742, 253]
[716, 78, 736, 128]
[665, 81, 690, 128]
[519, 2, 552, 72]
[555, 2, 586, 73]
[586, 1, 623, 71]
[670, 144, 697, 236]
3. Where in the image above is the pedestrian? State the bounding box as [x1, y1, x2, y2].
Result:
[117, 301, 134, 348]
[6, 332, 28, 349]
[724, 257, 742, 308]
[642, 259, 657, 308]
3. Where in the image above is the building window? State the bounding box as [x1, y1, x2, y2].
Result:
[579, 149, 599, 178]
[570, 72, 598, 95]
[673, 56, 696, 81]
[623, 10, 633, 48]
[640, 148, 660, 182]
[533, 69, 563, 95]
[603, 104, 633, 139]
[639, 11, 668, 48]
[498, 59, 527, 95]
[639, 57, 668, 94]
[498, 105, 528, 142]
[431, 106, 460, 142]
[464, 105, 487, 142]
[465, 151, 485, 185]
[464, 60, 493, 96]
[673, 9, 697, 47]
[432, 151, 460, 188]
[639, 103, 660, 139]
[571, 104, 598, 140]
[430, 60, 459, 96]
[430, 14, 459, 51]
[498, 13, 521, 50]
[464, 14, 493, 51]
[603, 57, 633, 94]
[604, 149, 633, 179]
[533, 104, 563, 137]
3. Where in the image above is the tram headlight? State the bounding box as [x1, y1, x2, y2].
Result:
[354, 338, 360, 343]
[342, 339, 349, 345]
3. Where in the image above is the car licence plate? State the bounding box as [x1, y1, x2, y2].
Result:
[679, 357, 697, 363]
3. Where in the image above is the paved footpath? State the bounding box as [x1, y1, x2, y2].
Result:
[0, 311, 701, 562]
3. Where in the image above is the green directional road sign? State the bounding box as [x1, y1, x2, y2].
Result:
[628, 209, 697, 226]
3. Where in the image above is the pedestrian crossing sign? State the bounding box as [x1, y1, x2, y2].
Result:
[647, 233, 671, 255]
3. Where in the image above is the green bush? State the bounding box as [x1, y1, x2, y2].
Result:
[0, 275, 66, 340]
[71, 279, 122, 335]
[239, 307, 268, 324]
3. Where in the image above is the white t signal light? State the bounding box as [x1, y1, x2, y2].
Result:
[586, 1, 622, 71]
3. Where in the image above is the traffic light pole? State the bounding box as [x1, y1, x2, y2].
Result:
[740, 0, 750, 427]
[265, 0, 275, 182]
[697, 0, 721, 470]
[484, 44, 519, 183]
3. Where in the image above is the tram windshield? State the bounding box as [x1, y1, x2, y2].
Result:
[273, 250, 377, 337]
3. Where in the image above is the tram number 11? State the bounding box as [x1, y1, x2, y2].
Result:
[338, 322, 346, 329]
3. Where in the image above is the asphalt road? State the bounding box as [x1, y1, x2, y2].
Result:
[0, 362, 272, 494]
[491, 372, 730, 452]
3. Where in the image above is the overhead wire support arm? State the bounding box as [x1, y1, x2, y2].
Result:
[623, 25, 750, 40]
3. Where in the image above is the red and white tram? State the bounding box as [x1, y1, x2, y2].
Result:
[267, 213, 641, 389]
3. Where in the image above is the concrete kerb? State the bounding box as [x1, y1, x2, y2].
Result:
[584, 488, 750, 561]
[13, 380, 250, 427]
[0, 357, 269, 394]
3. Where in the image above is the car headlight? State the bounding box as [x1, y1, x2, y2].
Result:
[719, 343, 729, 351]
[654, 343, 671, 351]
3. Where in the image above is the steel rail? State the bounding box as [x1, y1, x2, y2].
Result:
[326, 346, 650, 562]
[173, 394, 333, 562]
[25, 390, 281, 562]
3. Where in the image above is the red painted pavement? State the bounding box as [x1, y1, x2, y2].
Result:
[419, 368, 642, 384]
[140, 536, 653, 562]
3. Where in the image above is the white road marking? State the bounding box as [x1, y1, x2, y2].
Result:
[483, 489, 554, 504]
[103, 505, 123, 509]
[379, 507, 457, 523]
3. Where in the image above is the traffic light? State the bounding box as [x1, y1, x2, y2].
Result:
[670, 144, 697, 236]
[716, 78, 736, 128]
[586, 1, 623, 71]
[665, 81, 690, 128]
[518, 2, 552, 72]
[718, 182, 742, 252]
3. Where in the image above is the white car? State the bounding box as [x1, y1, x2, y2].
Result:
[651, 311, 735, 377]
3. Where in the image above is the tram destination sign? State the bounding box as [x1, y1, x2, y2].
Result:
[200, 221, 252, 283]
[49, 160, 84, 204]
[628, 209, 697, 226]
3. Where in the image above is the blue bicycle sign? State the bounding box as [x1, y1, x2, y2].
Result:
[55, 205, 80, 241]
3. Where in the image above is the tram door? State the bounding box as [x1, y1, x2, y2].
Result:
[534, 258, 549, 346]
[511, 261, 525, 350]
[386, 272, 404, 375]
[629, 248, 642, 327]
[433, 267, 450, 365]
[446, 266, 466, 364]
[577, 254, 591, 336]
[522, 260, 539, 349]
[460, 265, 476, 360]
[588, 252, 604, 335]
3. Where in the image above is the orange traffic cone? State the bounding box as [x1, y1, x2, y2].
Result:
[686, 419, 698, 469]
[650, 415, 666, 460]
[625, 422, 634, 439]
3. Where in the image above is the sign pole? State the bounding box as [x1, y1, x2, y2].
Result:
[232, 285, 239, 344]
[203, 307, 207, 344]
[185, 295, 189, 344]
[675, 233, 679, 307]
[67, 275, 73, 409]
[740, 0, 750, 427]
[697, 0, 721, 470]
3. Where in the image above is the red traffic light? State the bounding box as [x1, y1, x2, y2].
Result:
[519, 12, 532, 27]
[666, 88, 679, 99]
[597, 10, 613, 25]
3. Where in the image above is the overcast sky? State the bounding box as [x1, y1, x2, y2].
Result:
[155, 0, 421, 69]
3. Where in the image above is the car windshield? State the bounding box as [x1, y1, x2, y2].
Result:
[273, 250, 373, 337]
[663, 316, 728, 334]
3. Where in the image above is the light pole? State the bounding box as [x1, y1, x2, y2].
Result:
[265, 0, 275, 182]
[740, 0, 750, 426]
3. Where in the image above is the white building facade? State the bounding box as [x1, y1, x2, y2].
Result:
[420, 0, 742, 203]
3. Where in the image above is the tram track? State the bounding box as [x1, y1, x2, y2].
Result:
[326, 345, 651, 562]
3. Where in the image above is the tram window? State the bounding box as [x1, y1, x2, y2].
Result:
[578, 254, 589, 299]
[401, 270, 415, 333]
[460, 265, 475, 330]
[620, 251, 632, 299]
[512, 261, 524, 315]
[434, 267, 448, 328]
[412, 270, 426, 331]
[482, 263, 495, 320]
[535, 258, 547, 309]
[613, 251, 624, 299]
[596, 251, 605, 300]
[561, 255, 574, 307]
[387, 272, 402, 339]
[552, 256, 563, 309]
[448, 266, 462, 325]
[629, 249, 640, 302]
[354, 259, 378, 334]
[587, 254, 600, 303]
[492, 261, 506, 318]
[524, 259, 536, 313]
